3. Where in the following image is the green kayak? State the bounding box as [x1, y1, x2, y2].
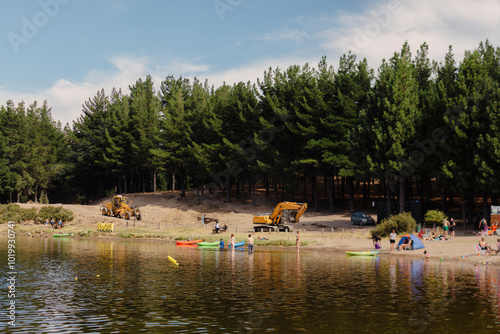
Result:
[53, 233, 73, 237]
[197, 241, 220, 247]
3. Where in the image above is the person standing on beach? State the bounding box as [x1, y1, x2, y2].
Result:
[247, 234, 254, 253]
[443, 218, 449, 237]
[389, 230, 397, 251]
[479, 217, 488, 235]
[449, 218, 456, 238]
[296, 231, 300, 251]
[229, 234, 235, 250]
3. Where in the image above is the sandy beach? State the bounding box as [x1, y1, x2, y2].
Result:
[2, 191, 500, 266]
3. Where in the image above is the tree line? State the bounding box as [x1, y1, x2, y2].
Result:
[0, 40, 499, 224]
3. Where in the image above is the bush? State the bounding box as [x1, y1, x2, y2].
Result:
[21, 207, 38, 222]
[35, 206, 74, 224]
[0, 204, 37, 223]
[371, 212, 416, 237]
[424, 210, 447, 227]
[0, 204, 23, 223]
[0, 204, 74, 224]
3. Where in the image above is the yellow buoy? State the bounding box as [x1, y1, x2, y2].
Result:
[168, 255, 179, 266]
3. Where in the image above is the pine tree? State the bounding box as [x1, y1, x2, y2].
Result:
[71, 89, 111, 202]
[331, 54, 373, 212]
[444, 41, 500, 220]
[159, 75, 192, 196]
[368, 42, 420, 214]
[127, 75, 162, 193]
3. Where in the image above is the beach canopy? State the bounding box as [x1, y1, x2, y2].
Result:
[398, 233, 425, 250]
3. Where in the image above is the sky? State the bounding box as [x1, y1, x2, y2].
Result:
[0, 0, 499, 126]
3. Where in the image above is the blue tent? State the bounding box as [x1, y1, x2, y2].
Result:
[398, 234, 425, 250]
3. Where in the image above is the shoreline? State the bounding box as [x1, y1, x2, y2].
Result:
[2, 222, 500, 267]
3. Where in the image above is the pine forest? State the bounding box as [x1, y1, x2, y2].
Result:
[1, 41, 499, 225]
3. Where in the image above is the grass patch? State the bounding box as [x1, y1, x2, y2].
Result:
[116, 232, 133, 238]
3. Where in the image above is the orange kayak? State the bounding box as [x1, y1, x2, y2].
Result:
[176, 239, 202, 245]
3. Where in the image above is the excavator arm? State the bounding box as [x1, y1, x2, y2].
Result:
[253, 201, 307, 232]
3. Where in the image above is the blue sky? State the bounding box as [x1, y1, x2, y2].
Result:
[0, 0, 499, 125]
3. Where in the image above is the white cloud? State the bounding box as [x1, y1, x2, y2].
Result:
[0, 55, 308, 126]
[0, 55, 166, 126]
[0, 55, 274, 126]
[0, 56, 152, 125]
[1, 0, 497, 127]
[321, 0, 500, 69]
[261, 27, 309, 43]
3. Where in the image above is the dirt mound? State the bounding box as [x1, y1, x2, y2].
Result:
[92, 191, 240, 213]
[19, 191, 352, 233]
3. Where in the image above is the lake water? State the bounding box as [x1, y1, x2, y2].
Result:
[1, 236, 500, 333]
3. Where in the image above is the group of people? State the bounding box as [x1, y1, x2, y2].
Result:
[442, 217, 456, 238]
[479, 217, 499, 236]
[375, 230, 412, 251]
[220, 230, 301, 253]
[213, 222, 228, 233]
[221, 233, 255, 253]
[45, 218, 63, 229]
[374, 230, 400, 251]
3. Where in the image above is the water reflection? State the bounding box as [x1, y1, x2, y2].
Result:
[0, 236, 500, 333]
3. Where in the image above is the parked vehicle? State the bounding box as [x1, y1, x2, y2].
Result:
[351, 212, 375, 226]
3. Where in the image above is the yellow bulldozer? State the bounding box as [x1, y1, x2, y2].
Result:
[253, 201, 307, 232]
[101, 195, 142, 220]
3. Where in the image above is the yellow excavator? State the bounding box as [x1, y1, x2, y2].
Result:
[253, 201, 307, 232]
[101, 195, 142, 220]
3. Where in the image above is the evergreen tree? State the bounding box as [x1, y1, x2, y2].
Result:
[71, 89, 111, 202]
[127, 75, 162, 193]
[159, 75, 193, 196]
[332, 54, 373, 212]
[367, 42, 420, 214]
[444, 41, 500, 221]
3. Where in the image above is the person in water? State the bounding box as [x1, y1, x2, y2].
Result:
[229, 234, 235, 250]
[247, 234, 254, 253]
